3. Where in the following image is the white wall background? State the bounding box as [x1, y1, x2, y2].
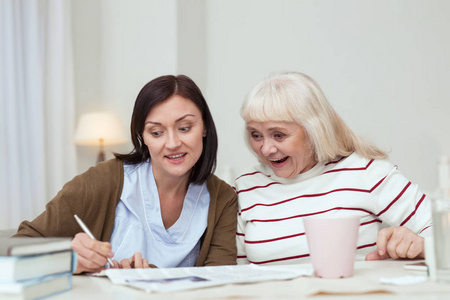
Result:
[72, 0, 450, 195]
[72, 0, 178, 173]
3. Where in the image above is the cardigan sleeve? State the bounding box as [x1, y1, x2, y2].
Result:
[14, 173, 88, 238]
[198, 176, 237, 266]
[13, 159, 124, 241]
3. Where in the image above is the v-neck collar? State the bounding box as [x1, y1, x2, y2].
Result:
[140, 161, 206, 243]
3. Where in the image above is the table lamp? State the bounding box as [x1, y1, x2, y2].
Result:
[74, 112, 128, 163]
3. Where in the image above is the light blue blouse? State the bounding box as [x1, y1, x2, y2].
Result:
[109, 161, 210, 267]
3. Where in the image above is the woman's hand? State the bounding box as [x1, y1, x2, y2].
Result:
[71, 232, 115, 274]
[365, 226, 425, 260]
[111, 252, 150, 269]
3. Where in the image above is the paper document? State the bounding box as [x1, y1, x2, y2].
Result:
[105, 264, 312, 293]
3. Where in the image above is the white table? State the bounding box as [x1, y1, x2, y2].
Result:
[48, 260, 450, 300]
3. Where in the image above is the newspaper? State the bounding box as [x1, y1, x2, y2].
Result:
[104, 264, 312, 293]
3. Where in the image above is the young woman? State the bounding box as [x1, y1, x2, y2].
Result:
[14, 75, 237, 273]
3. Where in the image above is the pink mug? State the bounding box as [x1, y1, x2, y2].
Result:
[303, 216, 360, 278]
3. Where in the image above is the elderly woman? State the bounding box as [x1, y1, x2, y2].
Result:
[235, 71, 431, 265]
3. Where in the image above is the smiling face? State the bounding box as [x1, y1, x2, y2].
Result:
[143, 95, 205, 183]
[246, 120, 317, 178]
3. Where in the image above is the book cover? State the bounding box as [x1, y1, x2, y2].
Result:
[0, 237, 72, 257]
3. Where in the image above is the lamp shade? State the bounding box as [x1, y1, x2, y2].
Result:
[74, 112, 128, 146]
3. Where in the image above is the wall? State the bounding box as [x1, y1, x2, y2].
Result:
[72, 0, 450, 194]
[177, 0, 207, 91]
[72, 0, 177, 173]
[206, 0, 450, 193]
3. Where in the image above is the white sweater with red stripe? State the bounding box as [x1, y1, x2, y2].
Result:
[235, 152, 432, 265]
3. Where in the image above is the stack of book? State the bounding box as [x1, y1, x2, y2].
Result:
[0, 237, 75, 300]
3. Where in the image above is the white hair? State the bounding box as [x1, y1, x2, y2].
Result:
[241, 72, 387, 162]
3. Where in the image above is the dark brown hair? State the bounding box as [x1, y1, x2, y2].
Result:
[115, 75, 218, 184]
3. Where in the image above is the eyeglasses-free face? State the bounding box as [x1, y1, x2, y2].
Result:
[246, 120, 317, 178]
[143, 95, 206, 184]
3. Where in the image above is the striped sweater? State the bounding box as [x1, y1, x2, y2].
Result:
[235, 152, 432, 265]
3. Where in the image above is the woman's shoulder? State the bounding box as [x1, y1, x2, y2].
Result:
[52, 159, 124, 209]
[75, 159, 124, 189]
[207, 174, 235, 194]
[330, 153, 396, 179]
[82, 158, 123, 176]
[349, 152, 394, 169]
[207, 174, 237, 205]
[234, 164, 274, 187]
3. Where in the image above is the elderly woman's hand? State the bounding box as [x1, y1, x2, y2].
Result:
[365, 226, 425, 260]
[111, 252, 150, 269]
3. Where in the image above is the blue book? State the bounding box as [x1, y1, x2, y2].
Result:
[0, 237, 72, 257]
[0, 250, 75, 282]
[0, 272, 72, 300]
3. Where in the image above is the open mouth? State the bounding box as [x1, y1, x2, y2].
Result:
[269, 156, 288, 164]
[165, 153, 186, 160]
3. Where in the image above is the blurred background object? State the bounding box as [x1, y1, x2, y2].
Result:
[74, 112, 128, 163]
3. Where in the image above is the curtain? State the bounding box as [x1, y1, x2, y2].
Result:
[0, 0, 76, 230]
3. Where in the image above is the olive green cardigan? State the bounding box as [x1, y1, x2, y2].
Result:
[14, 159, 237, 266]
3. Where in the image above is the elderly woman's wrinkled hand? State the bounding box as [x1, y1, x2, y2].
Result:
[365, 226, 425, 261]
